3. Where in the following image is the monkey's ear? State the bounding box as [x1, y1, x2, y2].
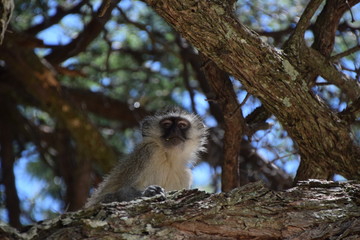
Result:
[141, 116, 158, 137]
[141, 119, 150, 137]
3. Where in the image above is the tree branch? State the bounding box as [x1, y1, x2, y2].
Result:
[64, 87, 149, 126]
[304, 46, 360, 101]
[330, 45, 360, 61]
[284, 0, 360, 101]
[98, 0, 112, 17]
[287, 0, 323, 42]
[0, 78, 148, 128]
[1, 180, 359, 239]
[178, 43, 225, 124]
[200, 55, 245, 191]
[45, 0, 120, 65]
[0, 35, 117, 173]
[312, 0, 360, 57]
[0, 102, 21, 229]
[339, 97, 360, 124]
[25, 1, 88, 36]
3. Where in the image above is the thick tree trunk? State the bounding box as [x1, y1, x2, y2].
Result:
[0, 180, 359, 239]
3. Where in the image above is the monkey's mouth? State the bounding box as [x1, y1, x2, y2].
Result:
[163, 137, 185, 147]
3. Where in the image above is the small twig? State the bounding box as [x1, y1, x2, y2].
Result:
[345, 0, 356, 23]
[340, 65, 357, 73]
[339, 97, 360, 124]
[229, 104, 242, 119]
[314, 82, 332, 86]
[117, 6, 161, 51]
[180, 50, 197, 113]
[270, 151, 299, 164]
[330, 45, 360, 61]
[98, 0, 112, 17]
[291, 0, 323, 39]
[239, 92, 250, 107]
[204, 98, 217, 103]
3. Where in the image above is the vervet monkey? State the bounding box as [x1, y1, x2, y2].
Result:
[85, 107, 208, 207]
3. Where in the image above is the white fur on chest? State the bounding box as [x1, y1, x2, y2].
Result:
[134, 146, 193, 191]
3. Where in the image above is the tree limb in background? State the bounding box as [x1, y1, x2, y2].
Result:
[25, 0, 88, 36]
[0, 34, 117, 173]
[64, 87, 149, 126]
[0, 102, 21, 229]
[0, 78, 148, 128]
[178, 43, 224, 123]
[201, 55, 245, 191]
[239, 140, 293, 190]
[45, 0, 120, 65]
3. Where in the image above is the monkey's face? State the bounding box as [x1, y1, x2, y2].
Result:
[141, 107, 208, 156]
[159, 117, 190, 148]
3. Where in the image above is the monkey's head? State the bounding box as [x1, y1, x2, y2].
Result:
[141, 107, 208, 155]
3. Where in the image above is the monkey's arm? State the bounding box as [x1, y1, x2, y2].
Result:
[86, 181, 165, 207]
[85, 143, 164, 207]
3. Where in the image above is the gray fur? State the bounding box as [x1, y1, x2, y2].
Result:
[85, 107, 207, 207]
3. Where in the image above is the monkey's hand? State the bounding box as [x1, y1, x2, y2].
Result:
[143, 185, 166, 200]
[98, 186, 165, 204]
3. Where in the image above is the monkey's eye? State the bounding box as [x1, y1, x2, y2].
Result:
[160, 119, 173, 129]
[178, 120, 190, 129]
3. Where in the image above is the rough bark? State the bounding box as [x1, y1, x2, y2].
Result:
[0, 0, 13, 44]
[143, 0, 360, 181]
[0, 180, 359, 239]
